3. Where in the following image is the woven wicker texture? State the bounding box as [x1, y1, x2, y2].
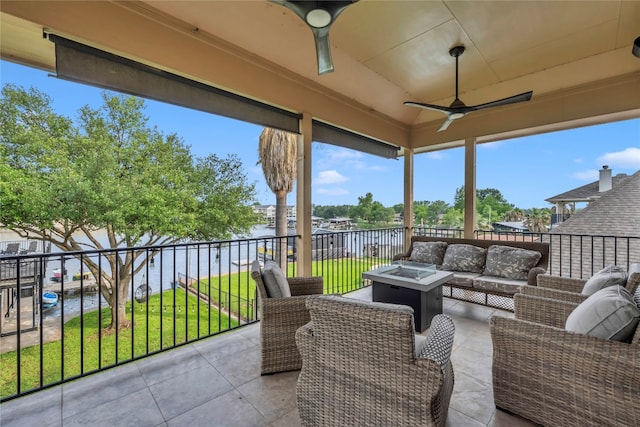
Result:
[492, 292, 640, 426]
[296, 295, 455, 427]
[250, 260, 323, 375]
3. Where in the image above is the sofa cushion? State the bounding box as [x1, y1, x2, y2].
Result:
[410, 241, 447, 265]
[473, 276, 526, 296]
[262, 261, 291, 298]
[446, 272, 480, 288]
[441, 244, 486, 274]
[565, 286, 640, 342]
[581, 265, 627, 296]
[483, 245, 542, 281]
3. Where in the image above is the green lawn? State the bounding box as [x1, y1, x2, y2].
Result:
[0, 288, 236, 399]
[0, 257, 386, 399]
[193, 257, 385, 319]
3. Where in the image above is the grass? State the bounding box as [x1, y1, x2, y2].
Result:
[0, 288, 236, 399]
[0, 257, 388, 399]
[194, 257, 384, 318]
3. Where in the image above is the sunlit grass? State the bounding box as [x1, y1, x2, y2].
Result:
[0, 288, 236, 399]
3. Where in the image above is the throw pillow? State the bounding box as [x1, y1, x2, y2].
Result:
[410, 241, 448, 265]
[565, 286, 640, 342]
[581, 265, 627, 296]
[483, 245, 542, 281]
[262, 261, 291, 298]
[441, 244, 486, 274]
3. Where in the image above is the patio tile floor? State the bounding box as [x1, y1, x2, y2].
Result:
[0, 287, 539, 426]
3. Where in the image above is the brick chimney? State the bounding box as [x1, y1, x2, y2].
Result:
[599, 165, 612, 192]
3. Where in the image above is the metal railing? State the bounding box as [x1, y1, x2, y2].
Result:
[1, 226, 638, 401]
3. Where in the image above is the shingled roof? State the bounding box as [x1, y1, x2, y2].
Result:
[551, 169, 640, 237]
[545, 173, 631, 203]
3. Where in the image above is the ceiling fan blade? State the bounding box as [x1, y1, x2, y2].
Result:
[403, 101, 454, 114]
[270, 1, 359, 75]
[470, 91, 533, 111]
[312, 31, 333, 74]
[438, 116, 455, 132]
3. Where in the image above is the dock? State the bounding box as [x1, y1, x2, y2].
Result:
[44, 279, 99, 294]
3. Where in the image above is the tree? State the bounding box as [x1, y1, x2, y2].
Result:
[257, 127, 297, 267]
[352, 193, 392, 224]
[524, 208, 551, 232]
[0, 85, 258, 330]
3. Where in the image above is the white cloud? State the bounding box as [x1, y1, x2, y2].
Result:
[574, 157, 584, 164]
[478, 141, 502, 150]
[597, 147, 640, 169]
[316, 188, 349, 196]
[572, 169, 599, 181]
[425, 151, 445, 160]
[315, 170, 348, 184]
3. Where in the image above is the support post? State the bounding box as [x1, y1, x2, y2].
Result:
[296, 113, 313, 276]
[403, 148, 414, 250]
[464, 137, 476, 239]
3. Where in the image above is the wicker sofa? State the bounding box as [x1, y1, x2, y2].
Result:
[250, 260, 323, 375]
[393, 236, 549, 310]
[491, 285, 640, 426]
[296, 295, 455, 426]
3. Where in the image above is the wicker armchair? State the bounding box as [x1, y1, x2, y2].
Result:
[491, 292, 640, 426]
[522, 269, 640, 307]
[296, 295, 455, 427]
[250, 260, 323, 375]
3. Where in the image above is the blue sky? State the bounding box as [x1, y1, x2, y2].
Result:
[2, 60, 639, 209]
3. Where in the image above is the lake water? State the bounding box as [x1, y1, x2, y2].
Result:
[4, 225, 403, 319]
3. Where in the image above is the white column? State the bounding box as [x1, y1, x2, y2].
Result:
[464, 137, 477, 239]
[403, 148, 414, 250]
[296, 113, 313, 276]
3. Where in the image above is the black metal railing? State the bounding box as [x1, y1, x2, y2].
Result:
[416, 227, 640, 278]
[0, 228, 402, 401]
[1, 226, 638, 401]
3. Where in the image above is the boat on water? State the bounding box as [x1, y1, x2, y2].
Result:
[51, 268, 67, 282]
[42, 291, 58, 309]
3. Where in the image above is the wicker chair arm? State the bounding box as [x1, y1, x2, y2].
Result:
[262, 294, 312, 315]
[491, 316, 640, 426]
[295, 321, 314, 359]
[288, 276, 324, 296]
[626, 271, 640, 294]
[514, 293, 577, 328]
[537, 274, 586, 293]
[520, 286, 587, 304]
[527, 266, 546, 286]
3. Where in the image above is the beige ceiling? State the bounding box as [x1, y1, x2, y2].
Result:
[1, 0, 639, 152]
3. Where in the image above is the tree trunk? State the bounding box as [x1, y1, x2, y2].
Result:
[106, 272, 131, 330]
[109, 298, 130, 330]
[275, 190, 288, 269]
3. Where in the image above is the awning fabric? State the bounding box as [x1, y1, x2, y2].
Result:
[48, 34, 301, 133]
[312, 120, 399, 159]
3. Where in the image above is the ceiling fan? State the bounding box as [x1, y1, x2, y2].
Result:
[269, 0, 359, 75]
[404, 45, 533, 132]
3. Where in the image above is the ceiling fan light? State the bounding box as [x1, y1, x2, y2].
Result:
[306, 9, 332, 28]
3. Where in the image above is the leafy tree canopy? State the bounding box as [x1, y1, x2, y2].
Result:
[0, 85, 259, 328]
[0, 85, 258, 246]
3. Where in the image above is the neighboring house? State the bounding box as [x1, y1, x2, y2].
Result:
[546, 168, 640, 277]
[545, 165, 631, 226]
[491, 221, 528, 233]
[252, 205, 296, 224]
